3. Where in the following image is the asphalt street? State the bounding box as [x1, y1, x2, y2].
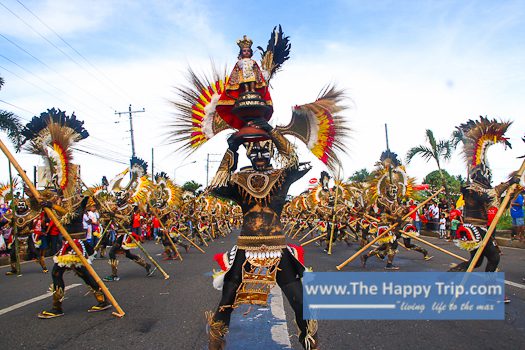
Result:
[0, 230, 524, 350]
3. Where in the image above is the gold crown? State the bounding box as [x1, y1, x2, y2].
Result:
[236, 35, 253, 49]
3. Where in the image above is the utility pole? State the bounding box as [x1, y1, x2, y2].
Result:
[385, 123, 393, 183]
[115, 104, 145, 159]
[151, 148, 154, 179]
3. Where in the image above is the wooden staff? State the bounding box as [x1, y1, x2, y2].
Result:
[336, 187, 444, 270]
[196, 226, 209, 247]
[8, 161, 21, 275]
[93, 219, 112, 251]
[399, 230, 468, 262]
[291, 212, 315, 239]
[125, 231, 170, 279]
[298, 223, 320, 242]
[150, 209, 182, 262]
[172, 227, 206, 253]
[328, 179, 342, 255]
[301, 233, 327, 247]
[284, 219, 298, 236]
[467, 160, 525, 272]
[0, 140, 126, 318]
[162, 227, 183, 262]
[81, 183, 170, 278]
[364, 214, 380, 222]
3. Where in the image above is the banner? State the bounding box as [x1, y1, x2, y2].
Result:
[303, 272, 505, 320]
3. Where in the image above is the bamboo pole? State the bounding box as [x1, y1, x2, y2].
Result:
[0, 140, 126, 318]
[172, 227, 206, 253]
[196, 227, 209, 247]
[126, 232, 170, 279]
[162, 228, 183, 262]
[93, 219, 112, 251]
[150, 209, 182, 262]
[399, 230, 468, 262]
[8, 161, 21, 275]
[336, 187, 444, 270]
[467, 160, 525, 272]
[291, 212, 315, 239]
[328, 180, 341, 255]
[284, 220, 298, 237]
[298, 224, 319, 242]
[364, 214, 380, 222]
[301, 233, 327, 247]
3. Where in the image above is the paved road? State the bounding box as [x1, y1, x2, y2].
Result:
[0, 231, 524, 350]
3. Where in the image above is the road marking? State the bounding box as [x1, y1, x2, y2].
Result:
[270, 287, 292, 348]
[0, 283, 82, 317]
[0, 256, 53, 269]
[227, 287, 292, 349]
[505, 280, 525, 290]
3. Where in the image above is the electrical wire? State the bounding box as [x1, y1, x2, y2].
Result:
[0, 32, 115, 111]
[15, 0, 137, 104]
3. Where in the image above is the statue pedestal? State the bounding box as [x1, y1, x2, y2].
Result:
[231, 91, 272, 141]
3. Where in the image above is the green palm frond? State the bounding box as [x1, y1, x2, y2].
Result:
[0, 111, 24, 151]
[406, 145, 435, 164]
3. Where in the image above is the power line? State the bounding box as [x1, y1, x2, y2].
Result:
[0, 99, 35, 118]
[15, 0, 137, 104]
[72, 147, 128, 165]
[0, 32, 115, 111]
[0, 55, 110, 118]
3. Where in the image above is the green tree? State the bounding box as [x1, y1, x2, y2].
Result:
[0, 76, 23, 150]
[423, 170, 462, 203]
[182, 180, 202, 194]
[406, 129, 452, 202]
[348, 168, 371, 182]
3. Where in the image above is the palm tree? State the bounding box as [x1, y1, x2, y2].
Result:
[0, 76, 24, 151]
[406, 129, 452, 202]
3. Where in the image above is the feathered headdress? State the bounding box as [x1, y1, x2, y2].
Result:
[369, 150, 415, 202]
[20, 108, 88, 195]
[0, 179, 18, 202]
[153, 172, 182, 208]
[168, 26, 350, 172]
[455, 116, 512, 187]
[257, 25, 291, 83]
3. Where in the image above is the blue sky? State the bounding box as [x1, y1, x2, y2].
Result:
[1, 0, 524, 192]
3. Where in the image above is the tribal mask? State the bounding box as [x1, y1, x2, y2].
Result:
[244, 140, 275, 171]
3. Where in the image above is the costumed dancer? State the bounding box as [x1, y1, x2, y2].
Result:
[103, 158, 157, 281]
[449, 117, 520, 273]
[168, 25, 350, 349]
[12, 108, 111, 318]
[361, 151, 431, 269]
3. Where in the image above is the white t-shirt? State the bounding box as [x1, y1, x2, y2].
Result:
[439, 218, 446, 230]
[82, 213, 90, 230]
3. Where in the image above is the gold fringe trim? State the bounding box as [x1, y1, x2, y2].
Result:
[237, 235, 286, 248]
[205, 310, 229, 340]
[210, 170, 230, 188]
[305, 319, 319, 350]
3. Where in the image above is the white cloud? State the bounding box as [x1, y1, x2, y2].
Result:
[1, 2, 524, 196]
[0, 0, 116, 40]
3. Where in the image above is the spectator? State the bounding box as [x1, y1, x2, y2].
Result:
[408, 200, 422, 233]
[45, 212, 61, 255]
[510, 190, 524, 241]
[439, 213, 446, 239]
[447, 204, 463, 240]
[450, 216, 460, 241]
[82, 209, 92, 243]
[131, 206, 142, 238]
[428, 201, 440, 232]
[152, 215, 161, 240]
